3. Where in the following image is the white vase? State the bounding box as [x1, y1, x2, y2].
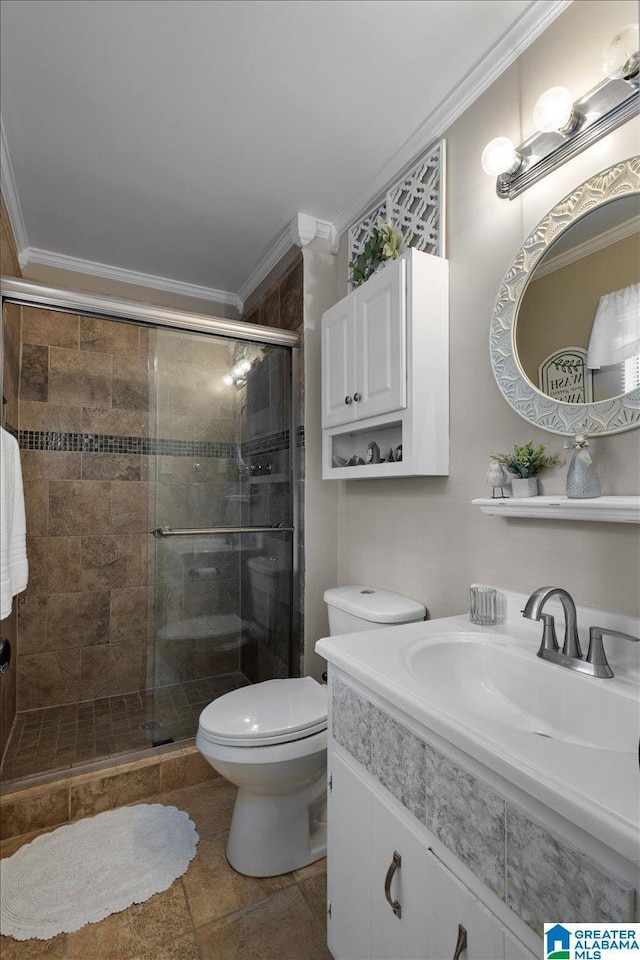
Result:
[511, 477, 538, 498]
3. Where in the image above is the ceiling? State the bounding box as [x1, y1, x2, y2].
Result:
[1, 0, 567, 309]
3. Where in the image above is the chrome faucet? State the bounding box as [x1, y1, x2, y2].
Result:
[522, 586, 581, 658]
[522, 586, 639, 678]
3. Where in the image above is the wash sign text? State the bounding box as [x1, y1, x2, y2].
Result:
[544, 924, 640, 960]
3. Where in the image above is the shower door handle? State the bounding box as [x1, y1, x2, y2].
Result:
[151, 525, 295, 538]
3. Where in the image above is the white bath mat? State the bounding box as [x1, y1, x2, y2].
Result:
[0, 803, 199, 941]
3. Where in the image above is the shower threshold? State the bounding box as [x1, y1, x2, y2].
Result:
[1, 672, 249, 785]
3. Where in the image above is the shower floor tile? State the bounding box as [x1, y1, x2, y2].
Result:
[1, 672, 249, 784]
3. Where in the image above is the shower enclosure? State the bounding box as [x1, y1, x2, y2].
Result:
[0, 285, 298, 783]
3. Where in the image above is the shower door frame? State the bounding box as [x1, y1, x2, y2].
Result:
[0, 276, 302, 685]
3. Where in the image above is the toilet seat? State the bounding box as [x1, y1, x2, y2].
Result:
[198, 677, 327, 747]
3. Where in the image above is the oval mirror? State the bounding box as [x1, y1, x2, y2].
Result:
[490, 157, 640, 435]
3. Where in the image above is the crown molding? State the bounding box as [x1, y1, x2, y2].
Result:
[532, 216, 638, 280]
[0, 119, 29, 264]
[22, 247, 243, 312]
[237, 213, 336, 305]
[332, 0, 572, 238]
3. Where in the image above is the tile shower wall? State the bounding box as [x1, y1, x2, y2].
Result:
[241, 348, 292, 683]
[242, 255, 303, 679]
[1, 301, 21, 758]
[16, 307, 152, 710]
[150, 330, 243, 689]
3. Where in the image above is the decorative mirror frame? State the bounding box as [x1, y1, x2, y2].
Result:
[490, 157, 640, 436]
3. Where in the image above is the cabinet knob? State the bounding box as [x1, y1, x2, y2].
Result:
[353, 392, 362, 402]
[384, 850, 402, 919]
[344, 395, 353, 405]
[452, 924, 467, 960]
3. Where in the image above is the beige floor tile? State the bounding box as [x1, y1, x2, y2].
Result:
[128, 929, 201, 960]
[0, 825, 59, 858]
[0, 933, 65, 960]
[298, 873, 328, 930]
[197, 885, 332, 960]
[162, 779, 236, 838]
[66, 883, 192, 960]
[182, 834, 295, 927]
[294, 857, 327, 882]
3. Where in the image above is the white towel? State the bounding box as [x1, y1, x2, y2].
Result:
[1, 427, 28, 620]
[587, 282, 640, 369]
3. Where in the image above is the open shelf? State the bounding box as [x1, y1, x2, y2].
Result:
[471, 495, 640, 523]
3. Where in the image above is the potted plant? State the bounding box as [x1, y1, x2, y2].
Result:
[349, 220, 403, 287]
[490, 441, 559, 497]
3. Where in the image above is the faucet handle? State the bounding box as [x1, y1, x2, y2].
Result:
[586, 626, 640, 679]
[538, 613, 559, 655]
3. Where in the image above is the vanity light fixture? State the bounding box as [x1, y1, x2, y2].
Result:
[532, 86, 578, 134]
[480, 137, 522, 177]
[603, 23, 639, 80]
[482, 28, 639, 199]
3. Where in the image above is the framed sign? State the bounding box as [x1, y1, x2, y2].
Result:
[539, 348, 593, 404]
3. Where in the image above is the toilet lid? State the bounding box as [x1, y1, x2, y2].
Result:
[198, 677, 328, 747]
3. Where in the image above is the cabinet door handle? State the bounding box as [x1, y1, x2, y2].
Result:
[452, 924, 467, 960]
[384, 850, 402, 918]
[344, 395, 353, 405]
[353, 391, 362, 401]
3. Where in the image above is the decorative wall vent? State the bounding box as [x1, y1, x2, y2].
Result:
[348, 140, 446, 281]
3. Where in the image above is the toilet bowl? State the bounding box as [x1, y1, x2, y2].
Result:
[196, 677, 328, 877]
[196, 584, 426, 877]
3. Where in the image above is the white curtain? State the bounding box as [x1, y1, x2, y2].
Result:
[587, 282, 640, 369]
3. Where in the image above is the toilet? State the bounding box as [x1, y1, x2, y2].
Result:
[196, 585, 426, 877]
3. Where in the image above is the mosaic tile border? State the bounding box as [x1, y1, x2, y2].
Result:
[331, 678, 635, 936]
[18, 427, 306, 458]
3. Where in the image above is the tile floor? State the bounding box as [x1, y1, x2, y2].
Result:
[1, 673, 249, 783]
[0, 778, 331, 960]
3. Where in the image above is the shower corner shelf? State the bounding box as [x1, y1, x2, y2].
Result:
[471, 495, 640, 523]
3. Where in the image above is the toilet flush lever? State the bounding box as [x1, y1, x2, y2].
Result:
[384, 851, 402, 918]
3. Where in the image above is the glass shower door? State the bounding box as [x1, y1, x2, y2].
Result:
[148, 327, 294, 745]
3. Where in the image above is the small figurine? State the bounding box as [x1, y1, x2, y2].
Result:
[385, 448, 395, 463]
[332, 455, 347, 467]
[394, 445, 403, 462]
[366, 441, 381, 464]
[486, 459, 507, 499]
[347, 455, 365, 466]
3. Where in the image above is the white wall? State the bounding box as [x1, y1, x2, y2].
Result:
[329, 0, 640, 623]
[303, 238, 340, 676]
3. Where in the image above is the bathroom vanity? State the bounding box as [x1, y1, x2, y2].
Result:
[316, 591, 639, 960]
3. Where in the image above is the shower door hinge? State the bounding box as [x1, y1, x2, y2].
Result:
[328, 773, 332, 791]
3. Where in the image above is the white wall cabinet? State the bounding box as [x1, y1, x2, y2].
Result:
[322, 258, 406, 428]
[327, 745, 539, 960]
[321, 249, 448, 478]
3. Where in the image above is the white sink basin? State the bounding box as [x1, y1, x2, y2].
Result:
[402, 633, 638, 754]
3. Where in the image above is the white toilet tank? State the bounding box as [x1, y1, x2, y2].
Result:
[324, 585, 426, 635]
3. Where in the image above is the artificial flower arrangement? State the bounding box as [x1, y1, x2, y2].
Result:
[490, 441, 559, 479]
[349, 219, 404, 287]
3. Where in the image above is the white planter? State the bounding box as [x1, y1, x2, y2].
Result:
[511, 477, 538, 498]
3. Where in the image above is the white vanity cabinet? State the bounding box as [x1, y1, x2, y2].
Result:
[327, 745, 538, 960]
[321, 248, 448, 479]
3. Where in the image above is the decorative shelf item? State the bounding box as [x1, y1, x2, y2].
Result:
[471, 495, 640, 524]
